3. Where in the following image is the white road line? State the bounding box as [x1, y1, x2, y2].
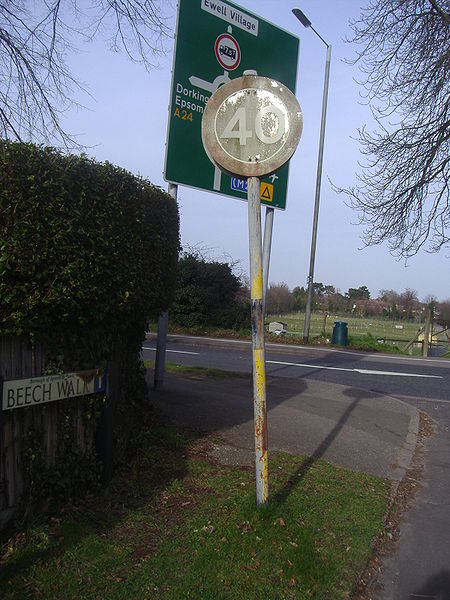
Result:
[394, 395, 450, 405]
[142, 346, 199, 356]
[267, 360, 443, 379]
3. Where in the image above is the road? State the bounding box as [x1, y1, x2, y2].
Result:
[145, 334, 450, 598]
[143, 334, 449, 403]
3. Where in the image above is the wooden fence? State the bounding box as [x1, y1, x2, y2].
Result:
[0, 336, 108, 530]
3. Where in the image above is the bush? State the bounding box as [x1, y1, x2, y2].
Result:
[348, 334, 403, 353]
[170, 251, 249, 330]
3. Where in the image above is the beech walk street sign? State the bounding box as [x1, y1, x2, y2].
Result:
[164, 0, 299, 210]
[2, 371, 106, 411]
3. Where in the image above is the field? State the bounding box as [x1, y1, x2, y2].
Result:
[266, 312, 448, 352]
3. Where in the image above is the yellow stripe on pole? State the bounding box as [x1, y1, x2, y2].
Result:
[251, 266, 263, 299]
[253, 347, 268, 503]
[254, 348, 266, 393]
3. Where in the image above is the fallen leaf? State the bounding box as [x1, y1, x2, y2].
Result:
[202, 525, 215, 534]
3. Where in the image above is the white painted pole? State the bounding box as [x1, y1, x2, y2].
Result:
[262, 206, 275, 317]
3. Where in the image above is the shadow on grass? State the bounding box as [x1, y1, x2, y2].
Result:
[0, 398, 203, 588]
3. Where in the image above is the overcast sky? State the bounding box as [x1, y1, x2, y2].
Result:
[62, 0, 449, 302]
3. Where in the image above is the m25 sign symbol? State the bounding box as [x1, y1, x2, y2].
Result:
[220, 105, 286, 146]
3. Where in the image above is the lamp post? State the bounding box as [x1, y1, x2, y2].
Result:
[292, 8, 331, 343]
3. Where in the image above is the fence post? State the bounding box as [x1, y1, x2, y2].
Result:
[97, 360, 116, 484]
[0, 376, 3, 431]
[154, 310, 168, 390]
[423, 308, 432, 357]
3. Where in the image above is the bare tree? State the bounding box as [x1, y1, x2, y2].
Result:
[266, 283, 295, 315]
[0, 0, 170, 148]
[337, 0, 449, 258]
[399, 288, 419, 319]
[436, 299, 450, 328]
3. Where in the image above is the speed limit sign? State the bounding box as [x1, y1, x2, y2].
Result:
[201, 74, 303, 178]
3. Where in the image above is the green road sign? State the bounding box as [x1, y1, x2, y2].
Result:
[164, 0, 299, 210]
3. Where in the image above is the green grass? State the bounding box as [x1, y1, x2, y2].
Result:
[268, 312, 421, 341]
[151, 314, 448, 356]
[1, 421, 390, 599]
[266, 312, 448, 353]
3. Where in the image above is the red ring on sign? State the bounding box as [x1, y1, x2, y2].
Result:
[215, 33, 241, 71]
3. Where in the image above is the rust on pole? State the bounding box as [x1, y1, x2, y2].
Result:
[247, 176, 268, 505]
[423, 306, 433, 357]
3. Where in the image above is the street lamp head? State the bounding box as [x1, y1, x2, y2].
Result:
[292, 8, 329, 48]
[292, 8, 311, 28]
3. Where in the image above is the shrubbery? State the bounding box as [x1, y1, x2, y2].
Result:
[170, 251, 249, 331]
[0, 140, 180, 505]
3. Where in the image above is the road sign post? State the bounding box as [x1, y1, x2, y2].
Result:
[202, 74, 302, 505]
[262, 206, 274, 315]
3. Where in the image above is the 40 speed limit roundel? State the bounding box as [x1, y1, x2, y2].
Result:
[201, 74, 303, 178]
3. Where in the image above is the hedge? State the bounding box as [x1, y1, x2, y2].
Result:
[0, 141, 179, 513]
[0, 140, 180, 368]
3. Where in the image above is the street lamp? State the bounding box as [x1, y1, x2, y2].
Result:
[292, 8, 331, 343]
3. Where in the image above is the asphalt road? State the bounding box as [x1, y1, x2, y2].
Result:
[143, 334, 450, 403]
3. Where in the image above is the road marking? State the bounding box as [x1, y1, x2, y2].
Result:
[403, 397, 450, 405]
[266, 360, 443, 379]
[142, 346, 199, 356]
[393, 394, 450, 405]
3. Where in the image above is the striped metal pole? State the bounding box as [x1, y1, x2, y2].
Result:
[247, 176, 268, 505]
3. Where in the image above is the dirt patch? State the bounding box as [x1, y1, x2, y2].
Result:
[130, 528, 161, 561]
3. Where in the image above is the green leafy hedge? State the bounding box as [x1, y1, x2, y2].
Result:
[0, 141, 179, 512]
[0, 140, 179, 367]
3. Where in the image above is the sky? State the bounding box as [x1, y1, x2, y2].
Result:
[62, 0, 449, 302]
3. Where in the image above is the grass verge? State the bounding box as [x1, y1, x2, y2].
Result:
[0, 421, 390, 599]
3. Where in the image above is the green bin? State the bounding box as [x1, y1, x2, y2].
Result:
[332, 321, 348, 346]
